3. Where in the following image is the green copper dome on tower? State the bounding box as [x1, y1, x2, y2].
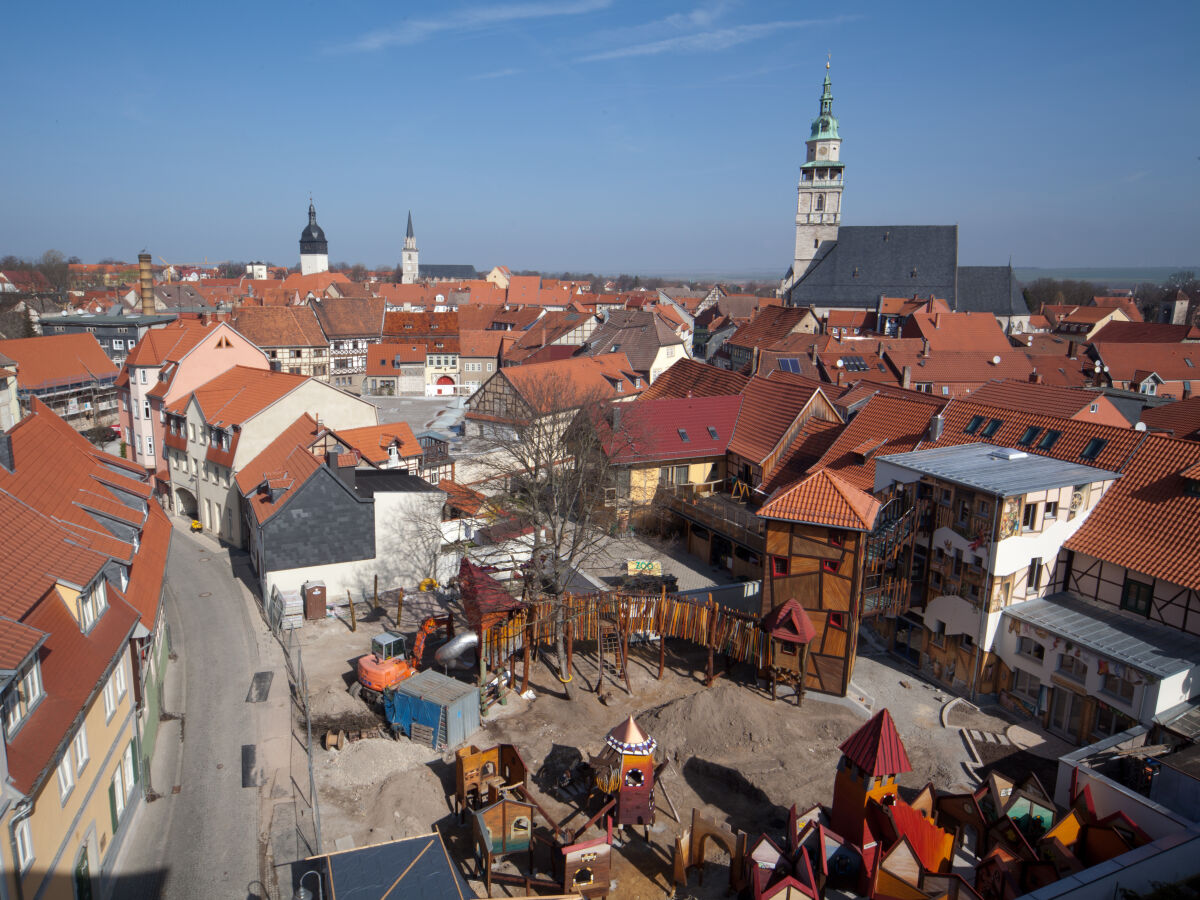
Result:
[808, 63, 840, 141]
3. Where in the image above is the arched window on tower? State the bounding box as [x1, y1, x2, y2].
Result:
[815, 195, 825, 212]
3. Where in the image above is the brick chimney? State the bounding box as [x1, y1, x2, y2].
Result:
[1067, 341, 1078, 360]
[901, 365, 912, 389]
[922, 338, 930, 358]
[138, 253, 154, 316]
[1029, 371, 1043, 384]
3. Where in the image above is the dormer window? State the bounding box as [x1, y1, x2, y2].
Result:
[79, 581, 108, 632]
[3, 658, 44, 739]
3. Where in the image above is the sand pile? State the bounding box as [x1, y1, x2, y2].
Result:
[308, 685, 380, 734]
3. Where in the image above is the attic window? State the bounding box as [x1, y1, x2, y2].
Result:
[707, 426, 719, 440]
[981, 418, 1003, 438]
[678, 428, 690, 443]
[1037, 429, 1062, 451]
[1080, 438, 1107, 461]
[964, 415, 985, 434]
[1186, 358, 1194, 367]
[1017, 426, 1041, 446]
[911, 268, 918, 278]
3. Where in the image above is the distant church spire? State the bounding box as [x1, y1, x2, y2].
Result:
[401, 210, 419, 284]
[299, 199, 329, 275]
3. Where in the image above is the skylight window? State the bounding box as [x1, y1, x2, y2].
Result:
[678, 429, 690, 443]
[1080, 438, 1107, 461]
[1037, 429, 1062, 451]
[707, 426, 719, 440]
[964, 415, 985, 434]
[981, 418, 1003, 438]
[1017, 426, 1041, 446]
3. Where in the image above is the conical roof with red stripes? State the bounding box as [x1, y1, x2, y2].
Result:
[838, 708, 912, 777]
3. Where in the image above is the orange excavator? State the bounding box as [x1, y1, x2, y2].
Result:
[351, 616, 452, 704]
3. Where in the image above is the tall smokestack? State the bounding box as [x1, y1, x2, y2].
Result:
[138, 253, 154, 316]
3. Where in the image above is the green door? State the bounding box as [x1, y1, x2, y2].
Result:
[74, 846, 93, 900]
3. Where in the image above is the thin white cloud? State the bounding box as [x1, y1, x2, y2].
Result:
[339, 0, 611, 52]
[467, 68, 521, 80]
[582, 15, 858, 63]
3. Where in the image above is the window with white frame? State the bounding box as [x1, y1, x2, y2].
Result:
[145, 435, 153, 456]
[73, 725, 89, 773]
[112, 339, 124, 351]
[3, 658, 44, 739]
[57, 753, 75, 803]
[15, 819, 32, 872]
[103, 677, 117, 721]
[78, 581, 107, 632]
[142, 400, 150, 419]
[114, 659, 127, 700]
[139, 369, 147, 384]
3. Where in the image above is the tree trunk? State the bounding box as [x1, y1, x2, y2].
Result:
[554, 596, 576, 701]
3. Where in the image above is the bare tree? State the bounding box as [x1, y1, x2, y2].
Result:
[470, 373, 638, 699]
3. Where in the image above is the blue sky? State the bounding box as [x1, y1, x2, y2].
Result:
[3, 1, 1198, 276]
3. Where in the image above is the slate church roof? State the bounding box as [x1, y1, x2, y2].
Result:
[786, 225, 1027, 318]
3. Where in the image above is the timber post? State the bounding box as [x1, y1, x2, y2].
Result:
[348, 590, 356, 632]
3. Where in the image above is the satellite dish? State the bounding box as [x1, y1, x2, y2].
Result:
[1094, 362, 1102, 372]
[836, 359, 844, 368]
[991, 355, 1001, 365]
[1135, 422, 1147, 432]
[1103, 365, 1110, 372]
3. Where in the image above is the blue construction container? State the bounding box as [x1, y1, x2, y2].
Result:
[384, 669, 480, 750]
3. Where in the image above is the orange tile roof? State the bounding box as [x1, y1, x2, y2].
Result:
[967, 380, 1114, 421]
[0, 333, 118, 391]
[1090, 322, 1196, 343]
[490, 354, 644, 416]
[439, 479, 486, 516]
[334, 422, 421, 464]
[382, 310, 459, 339]
[123, 320, 216, 368]
[235, 414, 322, 525]
[231, 305, 327, 348]
[812, 392, 948, 492]
[367, 342, 427, 375]
[456, 303, 502, 331]
[760, 417, 844, 495]
[505, 276, 542, 305]
[1091, 296, 1143, 322]
[638, 358, 748, 400]
[281, 271, 350, 292]
[1092, 342, 1200, 383]
[0, 617, 46, 670]
[169, 365, 309, 426]
[458, 329, 508, 358]
[884, 349, 1033, 386]
[902, 311, 1013, 355]
[124, 502, 171, 629]
[1064, 434, 1200, 591]
[758, 468, 880, 530]
[726, 306, 813, 352]
[728, 377, 824, 464]
[310, 297, 385, 339]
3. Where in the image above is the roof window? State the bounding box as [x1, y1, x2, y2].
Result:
[678, 429, 690, 443]
[981, 418, 1003, 438]
[1037, 429, 1062, 451]
[964, 415, 985, 434]
[707, 426, 719, 440]
[1080, 438, 1107, 461]
[1017, 426, 1041, 446]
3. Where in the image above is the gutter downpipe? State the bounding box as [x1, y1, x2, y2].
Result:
[969, 493, 1002, 704]
[7, 797, 33, 900]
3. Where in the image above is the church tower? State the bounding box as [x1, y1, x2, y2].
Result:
[400, 211, 419, 284]
[299, 200, 329, 276]
[790, 62, 844, 287]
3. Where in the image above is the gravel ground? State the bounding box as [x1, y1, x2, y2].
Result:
[945, 701, 1017, 733]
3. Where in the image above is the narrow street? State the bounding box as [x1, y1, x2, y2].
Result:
[114, 523, 290, 899]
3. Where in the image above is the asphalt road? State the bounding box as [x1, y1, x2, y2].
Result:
[115, 524, 285, 899]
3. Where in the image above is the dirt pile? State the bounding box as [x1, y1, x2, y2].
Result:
[308, 684, 380, 734]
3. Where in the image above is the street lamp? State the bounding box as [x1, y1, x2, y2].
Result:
[293, 869, 323, 900]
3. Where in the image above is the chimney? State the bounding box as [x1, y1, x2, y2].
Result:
[901, 365, 912, 389]
[928, 412, 945, 441]
[138, 253, 154, 316]
[934, 313, 941, 329]
[0, 433, 13, 473]
[1067, 341, 1078, 360]
[922, 338, 930, 358]
[1029, 371, 1043, 384]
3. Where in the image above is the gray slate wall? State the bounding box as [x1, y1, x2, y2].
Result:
[262, 468, 375, 573]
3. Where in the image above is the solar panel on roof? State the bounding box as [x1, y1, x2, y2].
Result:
[844, 356, 868, 372]
[778, 358, 801, 373]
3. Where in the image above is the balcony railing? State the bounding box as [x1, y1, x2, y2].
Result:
[660, 483, 765, 546]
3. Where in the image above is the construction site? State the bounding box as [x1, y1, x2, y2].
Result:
[283, 558, 1043, 900]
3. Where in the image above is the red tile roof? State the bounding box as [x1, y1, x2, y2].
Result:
[726, 306, 814, 352]
[231, 305, 327, 348]
[490, 354, 644, 416]
[1064, 434, 1200, 591]
[758, 469, 880, 531]
[1090, 321, 1196, 343]
[761, 598, 817, 643]
[169, 365, 309, 425]
[759, 417, 844, 495]
[968, 380, 1123, 423]
[368, 342, 427, 374]
[310, 297, 385, 339]
[606, 395, 741, 464]
[458, 329, 508, 358]
[123, 320, 216, 368]
[280, 271, 350, 292]
[235, 414, 322, 525]
[839, 708, 912, 777]
[1140, 396, 1200, 440]
[1092, 342, 1200, 385]
[124, 502, 171, 629]
[638, 359, 748, 401]
[884, 349, 1033, 388]
[0, 333, 118, 391]
[382, 310, 459, 339]
[1091, 296, 1143, 322]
